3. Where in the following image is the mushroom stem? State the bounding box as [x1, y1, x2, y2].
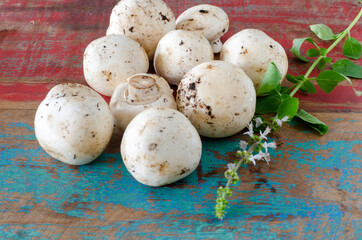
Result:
[211, 38, 222, 53]
[126, 75, 161, 104]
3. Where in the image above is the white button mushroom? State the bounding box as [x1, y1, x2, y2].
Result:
[220, 29, 288, 90]
[34, 83, 114, 165]
[154, 30, 214, 86]
[176, 4, 229, 53]
[106, 0, 176, 59]
[121, 108, 202, 187]
[177, 61, 256, 138]
[109, 73, 177, 131]
[83, 35, 149, 97]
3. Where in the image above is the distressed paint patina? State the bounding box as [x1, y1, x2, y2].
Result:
[0, 120, 361, 239]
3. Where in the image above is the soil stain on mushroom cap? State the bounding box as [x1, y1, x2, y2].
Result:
[148, 143, 158, 151]
[188, 82, 196, 90]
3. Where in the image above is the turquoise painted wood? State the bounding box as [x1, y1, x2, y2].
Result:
[0, 0, 361, 239]
[1, 114, 361, 238]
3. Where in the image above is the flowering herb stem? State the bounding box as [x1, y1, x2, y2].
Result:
[224, 143, 256, 190]
[290, 8, 362, 97]
[215, 118, 286, 219]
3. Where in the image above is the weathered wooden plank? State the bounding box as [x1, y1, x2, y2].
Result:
[0, 0, 361, 82]
[0, 109, 361, 238]
[1, 3, 361, 81]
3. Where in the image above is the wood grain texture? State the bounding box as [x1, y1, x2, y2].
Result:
[0, 0, 361, 239]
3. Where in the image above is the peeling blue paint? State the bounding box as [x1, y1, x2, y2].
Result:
[0, 123, 361, 239]
[7, 122, 35, 132]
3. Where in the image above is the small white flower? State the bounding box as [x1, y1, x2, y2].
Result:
[227, 163, 236, 170]
[252, 153, 263, 161]
[244, 122, 254, 137]
[263, 127, 271, 136]
[276, 116, 289, 127]
[260, 131, 267, 140]
[260, 127, 271, 140]
[252, 151, 271, 164]
[248, 155, 256, 165]
[281, 116, 289, 122]
[262, 152, 271, 163]
[255, 117, 263, 128]
[239, 140, 248, 150]
[268, 141, 276, 149]
[263, 141, 276, 153]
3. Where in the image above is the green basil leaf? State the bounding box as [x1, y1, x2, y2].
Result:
[255, 92, 282, 114]
[320, 48, 327, 56]
[310, 24, 336, 40]
[295, 109, 328, 135]
[291, 38, 318, 62]
[332, 59, 362, 78]
[316, 70, 346, 93]
[306, 48, 320, 57]
[280, 86, 291, 95]
[277, 97, 299, 119]
[257, 62, 282, 95]
[343, 37, 361, 60]
[295, 75, 306, 81]
[286, 74, 299, 83]
[318, 58, 327, 70]
[317, 57, 331, 70]
[300, 80, 317, 94]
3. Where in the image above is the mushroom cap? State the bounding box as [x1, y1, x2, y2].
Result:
[220, 29, 288, 90]
[121, 108, 202, 187]
[177, 61, 256, 138]
[106, 0, 176, 59]
[154, 30, 214, 86]
[176, 4, 229, 42]
[83, 34, 149, 97]
[34, 83, 114, 165]
[109, 73, 177, 131]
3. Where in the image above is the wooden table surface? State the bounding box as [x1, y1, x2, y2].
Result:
[1, 0, 361, 239]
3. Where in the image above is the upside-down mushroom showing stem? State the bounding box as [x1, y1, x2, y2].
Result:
[110, 73, 177, 131]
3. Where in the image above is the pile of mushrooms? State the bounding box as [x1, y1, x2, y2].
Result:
[34, 0, 288, 187]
